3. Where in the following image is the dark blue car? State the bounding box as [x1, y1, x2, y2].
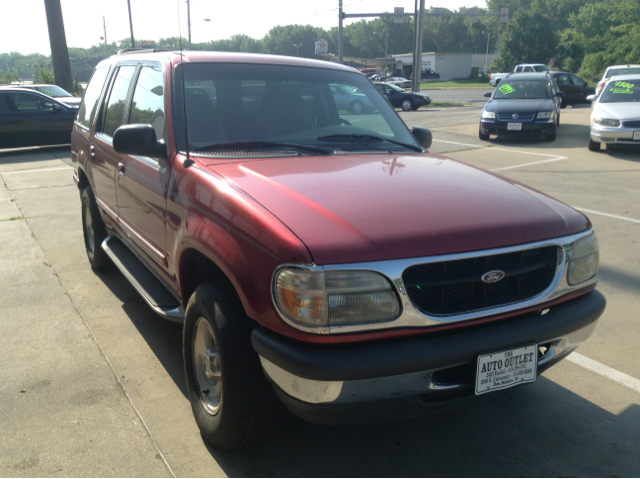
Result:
[479, 73, 564, 141]
[0, 87, 78, 149]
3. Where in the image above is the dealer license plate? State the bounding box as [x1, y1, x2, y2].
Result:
[633, 131, 640, 141]
[475, 345, 537, 395]
[507, 122, 522, 131]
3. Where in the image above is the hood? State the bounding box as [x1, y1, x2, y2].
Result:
[59, 97, 81, 107]
[207, 154, 589, 265]
[486, 99, 556, 113]
[593, 102, 640, 121]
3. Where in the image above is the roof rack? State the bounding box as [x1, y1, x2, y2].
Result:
[115, 48, 174, 55]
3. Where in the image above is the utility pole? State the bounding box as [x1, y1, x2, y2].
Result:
[338, 0, 344, 63]
[485, 32, 491, 73]
[43, 0, 73, 92]
[411, 0, 425, 92]
[103, 16, 108, 57]
[186, 0, 192, 48]
[127, 0, 135, 48]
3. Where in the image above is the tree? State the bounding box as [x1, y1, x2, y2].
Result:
[3, 69, 19, 84]
[37, 68, 56, 84]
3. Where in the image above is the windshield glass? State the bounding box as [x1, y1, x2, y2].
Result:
[606, 67, 640, 78]
[493, 80, 551, 99]
[34, 85, 72, 97]
[600, 79, 640, 103]
[387, 83, 406, 92]
[179, 63, 418, 154]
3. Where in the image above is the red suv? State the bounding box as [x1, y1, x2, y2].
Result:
[72, 50, 605, 450]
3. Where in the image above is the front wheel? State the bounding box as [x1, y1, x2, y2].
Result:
[349, 100, 364, 114]
[183, 282, 276, 450]
[545, 126, 557, 141]
[479, 125, 490, 141]
[588, 139, 601, 151]
[401, 99, 413, 112]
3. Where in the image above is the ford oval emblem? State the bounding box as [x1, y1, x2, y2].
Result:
[481, 270, 506, 283]
[512, 113, 520, 120]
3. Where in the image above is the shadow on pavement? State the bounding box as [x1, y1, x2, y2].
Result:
[601, 144, 640, 161]
[485, 123, 591, 150]
[0, 145, 71, 165]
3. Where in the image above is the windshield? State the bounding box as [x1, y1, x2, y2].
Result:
[606, 67, 640, 78]
[493, 80, 551, 99]
[387, 83, 406, 92]
[179, 63, 418, 155]
[34, 85, 72, 97]
[600, 79, 640, 103]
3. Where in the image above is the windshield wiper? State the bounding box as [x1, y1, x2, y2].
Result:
[316, 134, 423, 152]
[193, 140, 335, 155]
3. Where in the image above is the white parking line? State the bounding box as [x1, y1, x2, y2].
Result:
[567, 352, 640, 395]
[574, 207, 640, 225]
[491, 157, 568, 171]
[0, 166, 72, 175]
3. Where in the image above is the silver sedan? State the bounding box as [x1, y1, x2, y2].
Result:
[588, 74, 640, 151]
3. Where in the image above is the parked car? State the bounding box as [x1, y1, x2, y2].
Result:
[550, 72, 596, 107]
[489, 64, 551, 86]
[479, 73, 564, 141]
[595, 64, 640, 96]
[329, 83, 374, 114]
[0, 87, 78, 149]
[374, 81, 431, 110]
[6, 83, 81, 107]
[73, 50, 604, 450]
[384, 77, 412, 88]
[587, 74, 640, 151]
[421, 68, 440, 79]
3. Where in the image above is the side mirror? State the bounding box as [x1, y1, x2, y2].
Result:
[586, 94, 597, 102]
[51, 103, 63, 112]
[554, 91, 565, 98]
[411, 126, 432, 150]
[113, 124, 167, 160]
[484, 92, 492, 98]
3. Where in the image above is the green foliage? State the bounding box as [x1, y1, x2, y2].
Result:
[2, 69, 19, 84]
[37, 68, 55, 84]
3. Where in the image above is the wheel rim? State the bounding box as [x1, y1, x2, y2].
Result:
[83, 200, 95, 253]
[193, 317, 222, 415]
[402, 100, 412, 111]
[351, 102, 363, 114]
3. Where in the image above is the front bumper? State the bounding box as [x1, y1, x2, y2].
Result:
[252, 290, 605, 425]
[590, 125, 640, 145]
[481, 119, 556, 134]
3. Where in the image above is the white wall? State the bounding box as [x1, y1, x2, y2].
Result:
[433, 54, 473, 80]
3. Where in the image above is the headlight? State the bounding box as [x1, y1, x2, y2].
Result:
[537, 111, 554, 119]
[482, 111, 495, 119]
[274, 269, 400, 330]
[594, 118, 620, 127]
[567, 233, 599, 285]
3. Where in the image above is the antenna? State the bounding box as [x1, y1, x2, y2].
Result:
[177, 0, 192, 166]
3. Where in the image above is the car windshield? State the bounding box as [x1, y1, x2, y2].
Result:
[179, 63, 419, 154]
[387, 83, 406, 92]
[606, 67, 640, 78]
[493, 80, 551, 99]
[600, 79, 640, 103]
[34, 85, 72, 97]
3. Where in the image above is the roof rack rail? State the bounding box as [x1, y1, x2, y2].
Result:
[115, 48, 174, 55]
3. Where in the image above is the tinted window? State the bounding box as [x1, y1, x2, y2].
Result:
[13, 92, 55, 111]
[0, 93, 13, 112]
[34, 85, 72, 97]
[129, 65, 165, 140]
[533, 65, 550, 72]
[556, 74, 572, 86]
[77, 66, 109, 129]
[102, 65, 136, 137]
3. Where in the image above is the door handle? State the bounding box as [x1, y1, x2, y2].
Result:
[117, 162, 125, 176]
[89, 145, 95, 157]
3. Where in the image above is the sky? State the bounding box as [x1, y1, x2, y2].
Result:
[2, 0, 488, 56]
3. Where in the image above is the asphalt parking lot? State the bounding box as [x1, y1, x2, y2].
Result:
[1, 100, 639, 477]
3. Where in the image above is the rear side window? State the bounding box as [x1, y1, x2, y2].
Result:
[0, 93, 14, 112]
[129, 65, 165, 140]
[102, 65, 136, 137]
[77, 67, 109, 129]
[13, 92, 56, 111]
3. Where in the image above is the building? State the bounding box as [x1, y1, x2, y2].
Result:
[472, 52, 500, 74]
[390, 52, 473, 80]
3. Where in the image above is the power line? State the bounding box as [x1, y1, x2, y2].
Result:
[309, 0, 365, 18]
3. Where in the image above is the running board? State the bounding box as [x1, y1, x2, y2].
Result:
[102, 237, 184, 322]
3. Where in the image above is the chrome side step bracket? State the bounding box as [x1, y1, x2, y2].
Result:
[102, 237, 184, 322]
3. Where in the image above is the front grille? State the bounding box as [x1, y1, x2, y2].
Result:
[498, 113, 535, 121]
[402, 246, 560, 316]
[622, 120, 640, 128]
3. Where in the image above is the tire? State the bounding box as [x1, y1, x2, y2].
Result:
[545, 126, 557, 141]
[349, 100, 364, 114]
[183, 282, 276, 450]
[479, 126, 490, 141]
[588, 139, 601, 151]
[81, 186, 112, 270]
[401, 99, 413, 112]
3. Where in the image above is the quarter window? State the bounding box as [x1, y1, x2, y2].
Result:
[77, 66, 109, 129]
[102, 65, 136, 137]
[129, 65, 165, 140]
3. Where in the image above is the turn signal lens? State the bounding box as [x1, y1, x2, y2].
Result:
[275, 269, 400, 330]
[567, 233, 599, 285]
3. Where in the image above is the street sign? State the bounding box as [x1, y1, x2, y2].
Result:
[315, 38, 328, 54]
[500, 8, 509, 23]
[470, 7, 479, 23]
[394, 7, 405, 23]
[433, 7, 443, 23]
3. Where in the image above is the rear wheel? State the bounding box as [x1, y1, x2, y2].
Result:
[81, 186, 112, 270]
[588, 139, 601, 151]
[183, 282, 276, 450]
[401, 99, 413, 112]
[349, 100, 364, 114]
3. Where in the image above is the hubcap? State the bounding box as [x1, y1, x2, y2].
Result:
[402, 100, 411, 110]
[193, 317, 222, 415]
[83, 201, 95, 252]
